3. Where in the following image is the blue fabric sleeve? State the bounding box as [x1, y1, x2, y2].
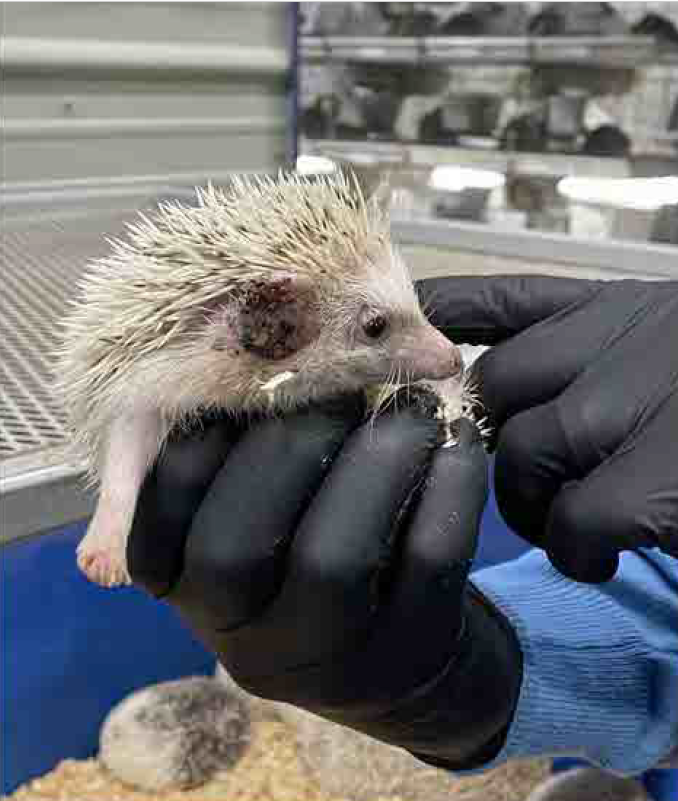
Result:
[469, 548, 678, 776]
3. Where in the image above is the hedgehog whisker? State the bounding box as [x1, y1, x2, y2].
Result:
[395, 364, 402, 416]
[294, 328, 326, 386]
[368, 362, 397, 438]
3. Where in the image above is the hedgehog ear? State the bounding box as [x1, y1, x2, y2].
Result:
[236, 275, 321, 361]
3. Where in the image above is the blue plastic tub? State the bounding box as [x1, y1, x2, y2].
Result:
[2, 470, 675, 799]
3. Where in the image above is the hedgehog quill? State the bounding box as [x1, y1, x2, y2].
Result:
[57, 172, 473, 588]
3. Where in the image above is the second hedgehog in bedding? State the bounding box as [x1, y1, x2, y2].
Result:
[57, 172, 467, 588]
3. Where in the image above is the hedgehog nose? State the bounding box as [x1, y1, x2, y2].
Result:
[394, 326, 464, 381]
[422, 331, 464, 380]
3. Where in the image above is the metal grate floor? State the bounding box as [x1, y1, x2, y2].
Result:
[0, 207, 154, 464]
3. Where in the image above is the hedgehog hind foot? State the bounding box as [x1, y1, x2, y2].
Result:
[77, 543, 131, 587]
[75, 410, 163, 588]
[77, 520, 132, 587]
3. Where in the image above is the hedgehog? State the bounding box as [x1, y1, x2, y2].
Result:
[56, 171, 473, 588]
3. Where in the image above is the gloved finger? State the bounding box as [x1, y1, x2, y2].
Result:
[469, 287, 652, 432]
[547, 292, 678, 474]
[416, 275, 600, 345]
[493, 400, 576, 549]
[128, 416, 242, 596]
[480, 280, 678, 438]
[546, 393, 678, 582]
[176, 398, 364, 632]
[224, 408, 442, 684]
[356, 419, 488, 703]
[267, 421, 489, 713]
[461, 280, 670, 433]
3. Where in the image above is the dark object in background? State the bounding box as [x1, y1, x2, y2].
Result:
[651, 204, 678, 246]
[438, 6, 486, 36]
[528, 3, 627, 37]
[537, 64, 636, 99]
[433, 188, 492, 223]
[420, 94, 502, 144]
[500, 112, 548, 152]
[582, 125, 630, 157]
[309, 3, 388, 36]
[506, 174, 553, 214]
[350, 84, 402, 139]
[670, 99, 678, 154]
[347, 62, 451, 98]
[419, 108, 459, 145]
[382, 3, 438, 36]
[300, 95, 341, 139]
[342, 61, 450, 141]
[631, 14, 678, 48]
[546, 90, 588, 143]
[528, 6, 561, 37]
[439, 3, 528, 37]
[505, 174, 569, 234]
[460, 94, 503, 137]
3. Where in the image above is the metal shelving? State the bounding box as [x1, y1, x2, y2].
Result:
[301, 35, 658, 67]
[301, 137, 631, 179]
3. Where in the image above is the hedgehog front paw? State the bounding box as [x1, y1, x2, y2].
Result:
[77, 534, 131, 587]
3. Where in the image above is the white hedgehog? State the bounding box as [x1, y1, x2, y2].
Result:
[56, 171, 470, 588]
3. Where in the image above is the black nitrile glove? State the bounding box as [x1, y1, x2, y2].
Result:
[417, 276, 678, 583]
[128, 402, 522, 770]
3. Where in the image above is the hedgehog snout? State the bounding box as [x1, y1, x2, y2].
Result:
[392, 325, 463, 382]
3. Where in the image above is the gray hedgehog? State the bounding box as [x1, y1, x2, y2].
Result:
[57, 172, 466, 588]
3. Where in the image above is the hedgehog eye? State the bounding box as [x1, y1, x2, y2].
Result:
[358, 306, 389, 342]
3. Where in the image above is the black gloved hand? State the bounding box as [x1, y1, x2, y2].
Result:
[128, 401, 522, 770]
[418, 276, 678, 582]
